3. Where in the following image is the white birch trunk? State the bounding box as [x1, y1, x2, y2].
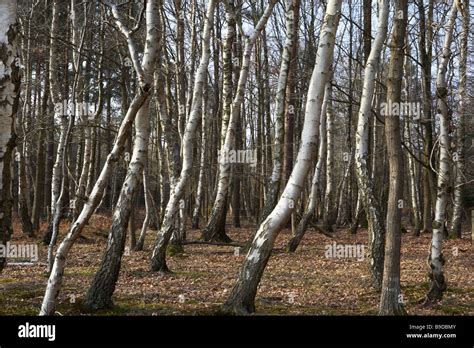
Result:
[192, 85, 209, 229]
[259, 0, 297, 222]
[83, 0, 161, 310]
[425, 0, 458, 303]
[322, 82, 335, 230]
[224, 0, 342, 313]
[203, 0, 277, 242]
[287, 82, 330, 252]
[354, 0, 389, 290]
[39, 0, 160, 314]
[47, 0, 66, 242]
[0, 0, 20, 272]
[150, 0, 217, 272]
[136, 167, 152, 251]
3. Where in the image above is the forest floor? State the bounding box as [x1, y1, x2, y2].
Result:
[0, 213, 472, 315]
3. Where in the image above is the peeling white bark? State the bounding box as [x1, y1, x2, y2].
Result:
[0, 0, 19, 272]
[203, 0, 277, 242]
[40, 0, 161, 315]
[287, 82, 330, 252]
[260, 0, 297, 222]
[426, 0, 458, 303]
[354, 0, 389, 289]
[151, 0, 217, 272]
[224, 0, 342, 313]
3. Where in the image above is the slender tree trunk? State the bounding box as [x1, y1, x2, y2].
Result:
[43, 0, 65, 245]
[154, 21, 182, 246]
[151, 0, 218, 272]
[287, 82, 330, 252]
[322, 83, 335, 231]
[259, 0, 297, 223]
[32, 65, 49, 232]
[201, 0, 237, 242]
[425, 0, 458, 304]
[379, 0, 407, 315]
[224, 0, 342, 314]
[403, 49, 421, 236]
[418, 0, 435, 234]
[83, 0, 161, 310]
[354, 0, 389, 290]
[136, 167, 152, 251]
[284, 0, 300, 185]
[192, 83, 209, 229]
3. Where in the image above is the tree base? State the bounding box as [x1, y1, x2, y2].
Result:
[379, 303, 406, 315]
[424, 271, 447, 305]
[151, 258, 171, 273]
[83, 296, 114, 311]
[222, 296, 255, 315]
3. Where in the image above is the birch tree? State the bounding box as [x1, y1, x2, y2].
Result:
[0, 0, 20, 272]
[39, 0, 157, 314]
[354, 0, 389, 290]
[425, 0, 459, 304]
[322, 83, 335, 231]
[224, 0, 342, 313]
[150, 0, 217, 272]
[203, 0, 276, 242]
[201, 0, 237, 242]
[192, 82, 209, 229]
[417, 0, 435, 234]
[259, 0, 297, 223]
[83, 0, 162, 310]
[287, 82, 330, 252]
[43, 0, 65, 245]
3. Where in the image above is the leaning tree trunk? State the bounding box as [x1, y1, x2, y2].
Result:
[224, 0, 342, 314]
[425, 0, 458, 304]
[450, 0, 469, 238]
[354, 0, 389, 291]
[40, 93, 149, 315]
[0, 0, 20, 272]
[259, 0, 297, 223]
[83, 0, 161, 310]
[287, 82, 330, 252]
[379, 0, 407, 315]
[47, 0, 90, 273]
[84, 101, 151, 310]
[150, 0, 217, 272]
